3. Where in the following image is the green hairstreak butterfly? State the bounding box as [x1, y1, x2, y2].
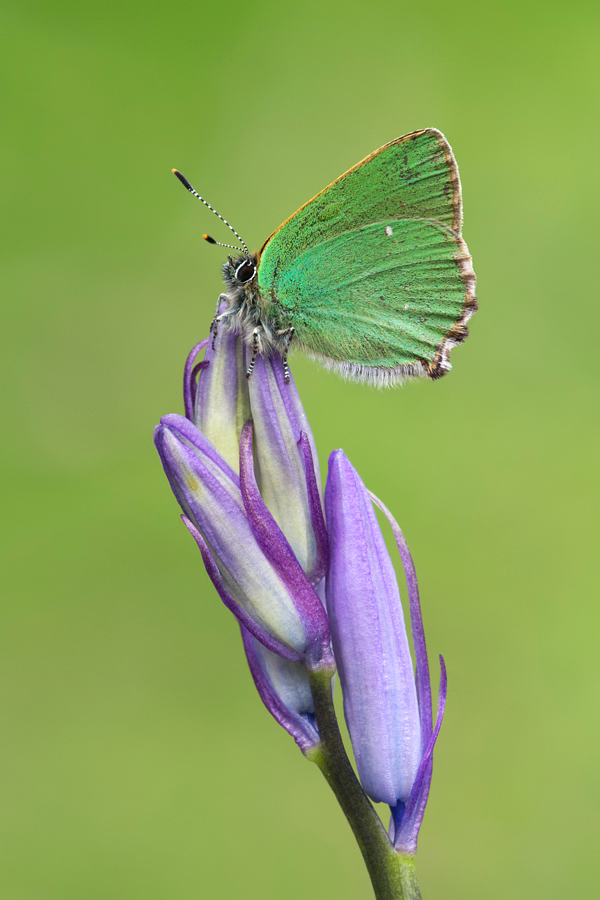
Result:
[173, 128, 477, 386]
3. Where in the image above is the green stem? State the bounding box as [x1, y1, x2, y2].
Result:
[307, 669, 421, 900]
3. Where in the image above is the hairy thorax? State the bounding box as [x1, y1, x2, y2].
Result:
[219, 253, 292, 357]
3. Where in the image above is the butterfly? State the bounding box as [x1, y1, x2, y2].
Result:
[173, 128, 476, 387]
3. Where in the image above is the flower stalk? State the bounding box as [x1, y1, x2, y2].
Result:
[307, 667, 423, 900]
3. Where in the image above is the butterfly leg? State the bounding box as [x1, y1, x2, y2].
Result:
[212, 311, 239, 350]
[280, 327, 295, 384]
[210, 294, 230, 349]
[245, 328, 262, 380]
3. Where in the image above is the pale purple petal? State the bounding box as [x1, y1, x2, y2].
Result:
[159, 413, 238, 482]
[182, 516, 303, 662]
[241, 626, 319, 752]
[325, 450, 421, 805]
[248, 354, 325, 578]
[189, 361, 209, 416]
[368, 491, 433, 749]
[394, 656, 447, 855]
[193, 324, 250, 472]
[239, 421, 330, 657]
[297, 432, 329, 584]
[270, 354, 323, 492]
[183, 339, 209, 421]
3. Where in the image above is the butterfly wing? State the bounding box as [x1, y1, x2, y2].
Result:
[257, 129, 476, 383]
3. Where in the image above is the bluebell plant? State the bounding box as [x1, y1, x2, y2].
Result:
[154, 331, 447, 900]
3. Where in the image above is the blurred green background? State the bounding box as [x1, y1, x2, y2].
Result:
[1, 0, 599, 897]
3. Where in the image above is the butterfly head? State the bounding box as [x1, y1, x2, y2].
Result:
[223, 253, 258, 288]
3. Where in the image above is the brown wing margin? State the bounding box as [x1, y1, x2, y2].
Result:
[423, 236, 478, 380]
[424, 133, 477, 377]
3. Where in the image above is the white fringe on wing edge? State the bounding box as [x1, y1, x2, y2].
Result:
[302, 350, 428, 388]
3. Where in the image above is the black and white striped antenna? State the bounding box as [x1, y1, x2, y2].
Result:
[172, 169, 250, 257]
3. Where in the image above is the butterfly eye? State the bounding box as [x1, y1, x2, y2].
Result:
[235, 260, 256, 284]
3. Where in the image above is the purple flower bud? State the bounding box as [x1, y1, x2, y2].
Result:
[368, 492, 447, 855]
[154, 413, 306, 658]
[324, 450, 447, 853]
[154, 411, 331, 671]
[325, 450, 421, 804]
